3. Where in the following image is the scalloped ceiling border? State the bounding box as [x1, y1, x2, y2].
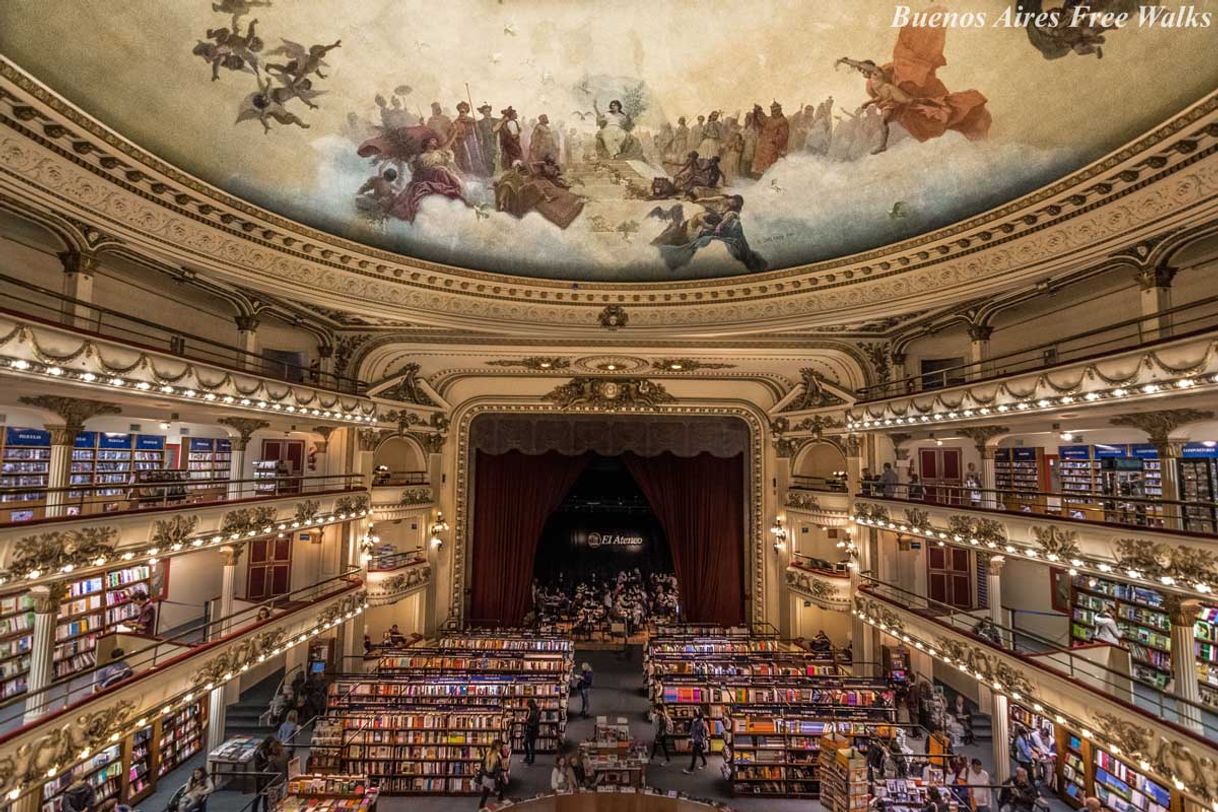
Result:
[1, 58, 1217, 332]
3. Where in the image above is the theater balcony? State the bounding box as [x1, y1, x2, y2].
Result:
[784, 554, 852, 613]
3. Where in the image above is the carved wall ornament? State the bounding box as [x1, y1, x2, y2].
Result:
[854, 503, 891, 524]
[904, 508, 931, 530]
[5, 527, 117, 579]
[934, 637, 1037, 698]
[399, 488, 434, 506]
[316, 591, 368, 626]
[429, 413, 450, 432]
[221, 506, 278, 535]
[957, 425, 1010, 451]
[1091, 712, 1218, 803]
[408, 431, 445, 454]
[335, 494, 370, 515]
[192, 629, 286, 688]
[786, 492, 821, 511]
[794, 415, 843, 438]
[888, 433, 914, 461]
[784, 369, 848, 412]
[786, 569, 848, 609]
[845, 434, 863, 456]
[357, 427, 388, 452]
[150, 515, 199, 548]
[486, 357, 572, 370]
[0, 699, 137, 795]
[774, 436, 803, 459]
[947, 515, 1007, 546]
[216, 417, 270, 450]
[771, 417, 790, 435]
[597, 305, 629, 330]
[651, 358, 734, 372]
[333, 333, 371, 377]
[854, 596, 905, 633]
[383, 409, 423, 431]
[1109, 410, 1215, 446]
[1030, 526, 1082, 560]
[1112, 538, 1218, 586]
[294, 500, 320, 523]
[16, 395, 122, 435]
[543, 377, 676, 410]
[380, 362, 435, 406]
[859, 343, 892, 384]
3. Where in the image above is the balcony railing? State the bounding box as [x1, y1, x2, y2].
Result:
[368, 550, 427, 572]
[0, 271, 365, 394]
[0, 568, 363, 735]
[790, 475, 848, 493]
[370, 470, 429, 486]
[857, 481, 1218, 537]
[856, 294, 1218, 401]
[0, 472, 365, 527]
[790, 553, 850, 575]
[858, 574, 1218, 741]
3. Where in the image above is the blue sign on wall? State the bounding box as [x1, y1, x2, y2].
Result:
[1058, 445, 1090, 460]
[189, 438, 214, 453]
[1182, 442, 1218, 459]
[5, 428, 51, 446]
[135, 435, 165, 450]
[1013, 447, 1038, 462]
[74, 431, 97, 449]
[1094, 444, 1128, 459]
[216, 439, 232, 452]
[98, 433, 132, 450]
[1130, 444, 1160, 460]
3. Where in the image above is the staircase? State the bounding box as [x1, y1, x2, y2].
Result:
[224, 668, 284, 739]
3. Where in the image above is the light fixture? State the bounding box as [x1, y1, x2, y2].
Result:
[770, 517, 788, 551]
[1059, 431, 1075, 441]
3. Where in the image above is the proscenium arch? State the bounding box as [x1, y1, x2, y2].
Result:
[447, 402, 770, 630]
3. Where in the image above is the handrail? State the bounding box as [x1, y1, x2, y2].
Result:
[370, 470, 430, 486]
[856, 481, 1218, 537]
[0, 568, 364, 734]
[857, 573, 1218, 741]
[790, 552, 849, 575]
[368, 550, 427, 572]
[0, 270, 366, 394]
[0, 473, 365, 528]
[856, 294, 1218, 401]
[790, 475, 849, 493]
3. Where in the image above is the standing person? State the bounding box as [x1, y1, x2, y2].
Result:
[749, 101, 789, 177]
[908, 472, 926, 501]
[131, 590, 158, 635]
[999, 767, 1041, 812]
[426, 101, 453, 143]
[1013, 725, 1037, 779]
[880, 462, 900, 497]
[61, 778, 94, 812]
[967, 758, 992, 812]
[477, 739, 506, 808]
[964, 463, 983, 506]
[475, 104, 499, 176]
[523, 698, 541, 765]
[577, 662, 593, 718]
[682, 709, 709, 774]
[1092, 607, 1124, 645]
[494, 107, 524, 169]
[650, 705, 673, 764]
[277, 710, 299, 744]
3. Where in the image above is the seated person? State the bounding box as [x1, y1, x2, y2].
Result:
[386, 624, 408, 645]
[95, 648, 133, 691]
[179, 767, 214, 812]
[130, 590, 157, 635]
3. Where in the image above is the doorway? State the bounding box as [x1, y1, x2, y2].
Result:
[918, 447, 962, 505]
[247, 536, 292, 600]
[928, 546, 973, 609]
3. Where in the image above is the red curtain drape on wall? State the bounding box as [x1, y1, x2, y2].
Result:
[469, 450, 590, 625]
[622, 452, 746, 625]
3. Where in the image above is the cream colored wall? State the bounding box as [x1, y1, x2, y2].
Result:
[788, 597, 851, 646]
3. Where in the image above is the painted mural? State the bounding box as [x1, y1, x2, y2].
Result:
[1, 1, 1216, 282]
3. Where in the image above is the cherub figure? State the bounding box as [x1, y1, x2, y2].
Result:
[265, 39, 342, 82]
[194, 18, 264, 80]
[236, 74, 310, 133]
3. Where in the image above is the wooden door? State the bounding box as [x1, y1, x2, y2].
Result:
[928, 546, 973, 609]
[919, 448, 963, 505]
[247, 536, 292, 600]
[260, 439, 305, 494]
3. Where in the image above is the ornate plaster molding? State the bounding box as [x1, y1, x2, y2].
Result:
[785, 568, 850, 611]
[542, 377, 676, 410]
[3, 526, 116, 579]
[399, 487, 434, 506]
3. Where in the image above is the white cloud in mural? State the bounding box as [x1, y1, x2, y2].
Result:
[308, 132, 1074, 282]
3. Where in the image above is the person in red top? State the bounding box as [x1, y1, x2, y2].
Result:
[131, 589, 158, 635]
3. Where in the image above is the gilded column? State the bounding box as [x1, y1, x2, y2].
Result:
[218, 417, 269, 500]
[991, 692, 1011, 783]
[24, 584, 64, 723]
[17, 396, 122, 518]
[1164, 595, 1202, 733]
[987, 554, 1006, 647]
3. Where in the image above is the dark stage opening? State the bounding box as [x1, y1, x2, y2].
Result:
[467, 413, 750, 628]
[533, 455, 674, 585]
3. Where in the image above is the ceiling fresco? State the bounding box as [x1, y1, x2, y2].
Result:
[1, 1, 1216, 283]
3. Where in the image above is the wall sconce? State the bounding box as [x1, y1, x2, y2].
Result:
[770, 517, 788, 551]
[429, 512, 449, 548]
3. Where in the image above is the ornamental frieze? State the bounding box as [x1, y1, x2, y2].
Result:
[947, 515, 1006, 546]
[543, 377, 675, 411]
[854, 596, 904, 634]
[786, 492, 821, 511]
[786, 568, 849, 611]
[1112, 538, 1218, 586]
[294, 499, 321, 523]
[192, 629, 286, 687]
[399, 488, 434, 506]
[854, 503, 891, 524]
[150, 515, 199, 548]
[1031, 525, 1081, 560]
[0, 700, 137, 796]
[933, 637, 1036, 698]
[4, 526, 117, 579]
[1091, 712, 1218, 803]
[335, 494, 371, 515]
[221, 506, 278, 535]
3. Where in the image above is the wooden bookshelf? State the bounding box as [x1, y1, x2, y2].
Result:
[818, 736, 869, 812]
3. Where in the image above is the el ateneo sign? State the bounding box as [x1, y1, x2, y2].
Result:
[584, 531, 646, 549]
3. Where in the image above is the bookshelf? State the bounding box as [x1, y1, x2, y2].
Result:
[1, 427, 51, 509]
[818, 736, 869, 812]
[1070, 575, 1173, 689]
[41, 743, 123, 812]
[1057, 445, 1102, 515]
[994, 447, 1045, 511]
[726, 709, 895, 797]
[253, 459, 282, 493]
[378, 650, 570, 675]
[46, 563, 159, 682]
[1093, 746, 1171, 812]
[123, 723, 155, 804]
[0, 592, 34, 699]
[1061, 730, 1089, 807]
[1178, 447, 1218, 533]
[158, 700, 206, 777]
[186, 437, 232, 490]
[331, 675, 568, 753]
[323, 710, 508, 795]
[435, 634, 574, 655]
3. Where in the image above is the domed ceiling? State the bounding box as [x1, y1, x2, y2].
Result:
[1, 1, 1215, 283]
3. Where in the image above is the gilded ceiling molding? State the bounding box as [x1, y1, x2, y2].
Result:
[1111, 538, 1218, 586]
[16, 395, 122, 436]
[781, 369, 848, 412]
[650, 358, 735, 372]
[221, 506, 278, 536]
[485, 357, 571, 370]
[372, 362, 437, 406]
[1030, 525, 1082, 561]
[216, 417, 270, 451]
[451, 402, 768, 628]
[149, 515, 199, 548]
[542, 377, 676, 410]
[1, 66, 1215, 331]
[598, 305, 629, 330]
[1109, 409, 1216, 445]
[407, 431, 445, 454]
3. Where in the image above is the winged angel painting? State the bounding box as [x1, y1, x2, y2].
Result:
[0, 0, 1213, 281]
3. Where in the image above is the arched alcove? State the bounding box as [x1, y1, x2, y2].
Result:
[374, 435, 428, 477]
[793, 441, 846, 482]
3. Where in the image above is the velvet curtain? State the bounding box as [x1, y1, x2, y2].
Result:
[468, 450, 590, 625]
[622, 452, 746, 625]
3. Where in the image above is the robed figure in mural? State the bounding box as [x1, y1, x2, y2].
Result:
[837, 5, 991, 154]
[594, 99, 634, 159]
[749, 102, 789, 177]
[447, 101, 487, 177]
[390, 135, 466, 222]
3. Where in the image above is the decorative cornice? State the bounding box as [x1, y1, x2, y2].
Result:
[192, 629, 286, 688]
[486, 357, 571, 371]
[399, 487, 434, 506]
[933, 636, 1036, 697]
[786, 568, 849, 610]
[221, 506, 278, 536]
[335, 494, 371, 515]
[150, 515, 198, 548]
[408, 430, 445, 454]
[3, 527, 116, 581]
[650, 358, 735, 372]
[947, 515, 1007, 546]
[957, 424, 1010, 451]
[542, 377, 676, 410]
[294, 499, 320, 524]
[1112, 538, 1218, 587]
[1030, 525, 1082, 561]
[217, 416, 270, 450]
[785, 491, 821, 511]
[598, 306, 629, 330]
[1090, 712, 1218, 802]
[783, 369, 848, 412]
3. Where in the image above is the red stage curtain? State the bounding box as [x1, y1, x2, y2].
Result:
[469, 450, 590, 625]
[622, 452, 746, 625]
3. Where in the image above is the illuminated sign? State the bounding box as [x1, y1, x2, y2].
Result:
[585, 531, 646, 549]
